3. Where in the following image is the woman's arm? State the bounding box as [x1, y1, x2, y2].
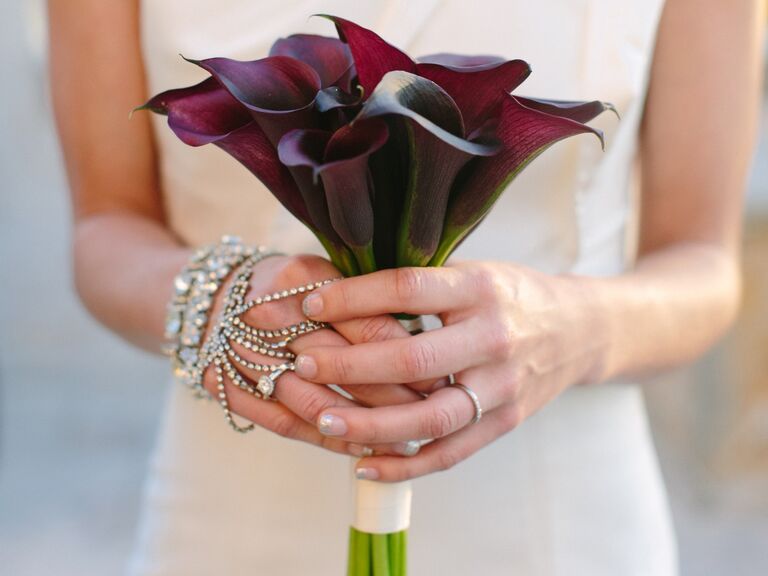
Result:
[49, 0, 188, 352]
[600, 0, 765, 379]
[289, 0, 766, 481]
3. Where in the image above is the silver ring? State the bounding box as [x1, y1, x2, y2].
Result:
[450, 382, 483, 425]
[256, 365, 291, 400]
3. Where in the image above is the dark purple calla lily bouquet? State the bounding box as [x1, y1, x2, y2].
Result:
[140, 15, 614, 575]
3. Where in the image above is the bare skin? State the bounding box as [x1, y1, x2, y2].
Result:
[50, 0, 765, 479]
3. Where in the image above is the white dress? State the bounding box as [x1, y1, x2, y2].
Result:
[131, 1, 677, 574]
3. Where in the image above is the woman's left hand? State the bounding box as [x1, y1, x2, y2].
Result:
[294, 261, 611, 481]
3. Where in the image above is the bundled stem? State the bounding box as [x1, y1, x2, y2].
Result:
[347, 527, 407, 576]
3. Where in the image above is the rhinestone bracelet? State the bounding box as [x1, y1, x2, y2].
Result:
[164, 236, 271, 396]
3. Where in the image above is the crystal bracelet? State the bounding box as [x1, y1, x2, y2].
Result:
[164, 236, 271, 396]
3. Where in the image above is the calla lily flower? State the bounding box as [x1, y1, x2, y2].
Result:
[140, 14, 614, 276]
[355, 70, 499, 266]
[278, 118, 389, 272]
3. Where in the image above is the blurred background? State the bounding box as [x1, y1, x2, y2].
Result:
[0, 2, 766, 575]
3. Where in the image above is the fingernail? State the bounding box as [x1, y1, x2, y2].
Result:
[394, 440, 421, 457]
[318, 413, 347, 436]
[349, 444, 373, 457]
[355, 467, 379, 480]
[294, 354, 317, 379]
[302, 293, 323, 317]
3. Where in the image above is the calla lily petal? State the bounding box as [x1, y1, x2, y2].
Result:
[316, 14, 416, 98]
[269, 33, 354, 90]
[416, 59, 531, 134]
[137, 77, 251, 146]
[321, 120, 389, 272]
[368, 121, 408, 269]
[416, 53, 507, 69]
[355, 71, 500, 266]
[188, 55, 322, 146]
[137, 78, 310, 228]
[315, 85, 363, 115]
[275, 128, 338, 241]
[215, 123, 312, 226]
[433, 94, 609, 265]
[355, 71, 501, 153]
[515, 96, 618, 124]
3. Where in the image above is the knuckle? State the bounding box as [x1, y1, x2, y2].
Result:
[434, 447, 462, 472]
[397, 340, 438, 380]
[472, 265, 500, 300]
[421, 404, 458, 439]
[357, 315, 396, 343]
[486, 319, 515, 360]
[393, 267, 424, 303]
[357, 421, 382, 444]
[498, 404, 523, 431]
[270, 412, 300, 439]
[293, 387, 333, 421]
[335, 281, 355, 311]
[281, 254, 335, 285]
[331, 352, 354, 382]
[246, 298, 285, 328]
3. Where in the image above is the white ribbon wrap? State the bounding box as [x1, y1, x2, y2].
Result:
[352, 472, 412, 533]
[350, 315, 422, 534]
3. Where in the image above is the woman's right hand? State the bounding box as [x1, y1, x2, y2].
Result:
[201, 253, 429, 457]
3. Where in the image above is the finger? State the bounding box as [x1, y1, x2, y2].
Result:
[352, 404, 520, 482]
[312, 373, 504, 444]
[227, 371, 420, 457]
[332, 315, 446, 395]
[241, 254, 340, 329]
[288, 325, 424, 406]
[295, 320, 495, 385]
[348, 439, 423, 458]
[204, 368, 354, 457]
[301, 266, 483, 321]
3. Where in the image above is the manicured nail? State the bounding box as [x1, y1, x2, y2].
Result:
[349, 444, 374, 457]
[395, 440, 421, 457]
[302, 293, 323, 317]
[318, 413, 347, 436]
[355, 467, 379, 480]
[294, 354, 317, 379]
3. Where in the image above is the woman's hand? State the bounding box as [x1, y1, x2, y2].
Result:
[202, 253, 429, 458]
[293, 262, 610, 481]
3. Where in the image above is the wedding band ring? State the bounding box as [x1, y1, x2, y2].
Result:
[450, 382, 483, 425]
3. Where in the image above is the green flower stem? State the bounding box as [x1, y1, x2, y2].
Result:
[371, 534, 391, 576]
[317, 235, 361, 277]
[347, 527, 409, 575]
[348, 527, 372, 576]
[352, 243, 378, 275]
[388, 531, 405, 576]
[427, 227, 463, 267]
